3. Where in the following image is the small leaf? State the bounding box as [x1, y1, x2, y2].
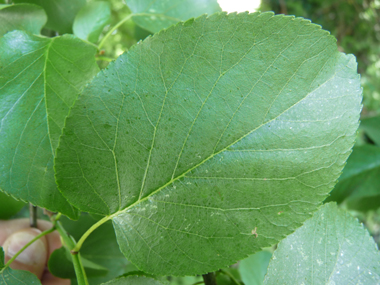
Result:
[327, 145, 380, 211]
[48, 247, 108, 279]
[239, 251, 272, 285]
[0, 31, 99, 219]
[263, 203, 380, 284]
[55, 13, 362, 275]
[125, 0, 221, 33]
[0, 191, 26, 219]
[0, 247, 41, 285]
[12, 0, 86, 34]
[73, 1, 111, 43]
[360, 115, 380, 146]
[101, 275, 167, 285]
[0, 4, 47, 37]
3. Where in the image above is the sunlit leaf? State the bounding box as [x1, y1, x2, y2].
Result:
[264, 203, 380, 284]
[101, 275, 167, 285]
[55, 12, 362, 275]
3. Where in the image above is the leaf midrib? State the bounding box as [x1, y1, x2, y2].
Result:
[107, 67, 338, 221]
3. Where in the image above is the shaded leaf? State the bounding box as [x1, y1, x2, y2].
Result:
[0, 31, 99, 219]
[0, 4, 47, 37]
[239, 251, 272, 285]
[326, 145, 380, 211]
[73, 1, 111, 43]
[55, 12, 362, 275]
[12, 0, 86, 34]
[48, 247, 108, 279]
[0, 191, 26, 219]
[59, 214, 133, 285]
[360, 115, 380, 146]
[125, 0, 221, 33]
[263, 203, 380, 284]
[0, 247, 41, 284]
[101, 275, 166, 285]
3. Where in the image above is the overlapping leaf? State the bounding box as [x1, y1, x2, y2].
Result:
[0, 4, 47, 37]
[12, 0, 86, 34]
[101, 275, 167, 285]
[55, 12, 362, 275]
[73, 1, 111, 43]
[360, 115, 380, 146]
[125, 0, 221, 33]
[0, 31, 99, 219]
[327, 145, 380, 211]
[264, 203, 380, 284]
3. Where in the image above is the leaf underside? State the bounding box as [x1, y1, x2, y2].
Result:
[0, 31, 99, 219]
[55, 12, 362, 275]
[264, 203, 380, 284]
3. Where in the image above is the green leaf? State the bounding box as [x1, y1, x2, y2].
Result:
[73, 1, 111, 44]
[0, 31, 99, 219]
[55, 12, 362, 275]
[360, 115, 380, 146]
[326, 145, 380, 211]
[59, 214, 133, 285]
[101, 275, 166, 285]
[0, 247, 41, 285]
[0, 4, 47, 37]
[125, 0, 221, 33]
[263, 203, 380, 284]
[48, 247, 108, 279]
[0, 191, 26, 219]
[12, 0, 86, 34]
[239, 251, 272, 285]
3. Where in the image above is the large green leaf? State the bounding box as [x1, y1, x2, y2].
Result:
[326, 145, 380, 211]
[0, 4, 47, 37]
[12, 0, 86, 34]
[264, 203, 380, 284]
[0, 247, 41, 285]
[125, 0, 221, 33]
[73, 1, 111, 44]
[55, 12, 362, 275]
[360, 115, 380, 146]
[0, 31, 99, 219]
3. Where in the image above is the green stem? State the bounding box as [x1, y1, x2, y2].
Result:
[220, 269, 240, 285]
[202, 272, 217, 285]
[4, 227, 55, 269]
[55, 220, 88, 285]
[98, 14, 133, 50]
[72, 215, 111, 253]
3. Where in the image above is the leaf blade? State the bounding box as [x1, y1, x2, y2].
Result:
[55, 12, 362, 275]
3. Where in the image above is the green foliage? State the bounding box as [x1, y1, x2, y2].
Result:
[0, 3, 47, 36]
[264, 203, 380, 284]
[0, 31, 99, 219]
[0, 0, 377, 284]
[73, 1, 112, 43]
[0, 192, 26, 219]
[125, 0, 221, 33]
[12, 0, 87, 34]
[261, 0, 380, 112]
[239, 251, 272, 285]
[55, 11, 361, 276]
